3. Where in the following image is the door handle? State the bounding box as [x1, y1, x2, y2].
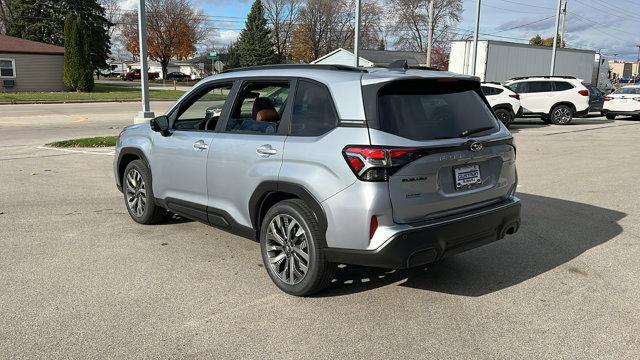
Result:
[256, 144, 278, 157]
[193, 140, 208, 151]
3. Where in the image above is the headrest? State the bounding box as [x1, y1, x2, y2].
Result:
[256, 108, 279, 122]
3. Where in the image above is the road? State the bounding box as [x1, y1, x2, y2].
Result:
[1, 103, 639, 359]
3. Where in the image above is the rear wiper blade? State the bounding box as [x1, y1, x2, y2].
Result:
[459, 126, 494, 137]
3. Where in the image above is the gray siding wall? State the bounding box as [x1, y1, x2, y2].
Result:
[0, 52, 66, 92]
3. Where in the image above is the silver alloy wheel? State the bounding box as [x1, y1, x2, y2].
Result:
[553, 107, 572, 124]
[265, 214, 310, 285]
[125, 168, 146, 217]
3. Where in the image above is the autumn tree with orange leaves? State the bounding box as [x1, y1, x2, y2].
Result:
[121, 0, 205, 79]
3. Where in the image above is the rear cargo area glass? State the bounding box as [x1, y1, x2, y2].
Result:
[376, 80, 498, 141]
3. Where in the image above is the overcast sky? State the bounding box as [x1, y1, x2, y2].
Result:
[120, 0, 640, 60]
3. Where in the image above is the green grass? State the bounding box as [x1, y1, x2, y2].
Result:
[0, 84, 187, 102]
[47, 136, 118, 148]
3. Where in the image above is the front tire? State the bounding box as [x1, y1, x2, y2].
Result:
[550, 105, 573, 125]
[123, 160, 168, 225]
[494, 108, 514, 128]
[260, 199, 336, 296]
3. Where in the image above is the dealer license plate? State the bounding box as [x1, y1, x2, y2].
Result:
[454, 164, 482, 190]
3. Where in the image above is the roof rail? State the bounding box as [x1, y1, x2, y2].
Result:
[509, 75, 577, 81]
[221, 64, 368, 74]
[386, 59, 443, 71]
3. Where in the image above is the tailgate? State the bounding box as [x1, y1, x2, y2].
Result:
[388, 143, 516, 223]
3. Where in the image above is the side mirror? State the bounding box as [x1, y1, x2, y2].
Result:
[150, 115, 170, 136]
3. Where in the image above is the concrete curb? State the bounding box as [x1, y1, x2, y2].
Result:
[0, 99, 145, 105]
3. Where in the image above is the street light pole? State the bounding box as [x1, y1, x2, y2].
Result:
[426, 0, 435, 67]
[470, 0, 481, 76]
[550, 0, 563, 76]
[354, 0, 361, 67]
[560, 0, 567, 46]
[135, 0, 154, 123]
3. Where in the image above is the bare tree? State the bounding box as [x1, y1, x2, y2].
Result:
[264, 0, 301, 60]
[387, 0, 462, 52]
[121, 0, 206, 78]
[0, 0, 14, 33]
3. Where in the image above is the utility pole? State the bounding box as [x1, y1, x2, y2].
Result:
[470, 0, 481, 76]
[134, 0, 154, 123]
[354, 0, 361, 67]
[426, 0, 435, 67]
[550, 0, 563, 76]
[560, 0, 568, 47]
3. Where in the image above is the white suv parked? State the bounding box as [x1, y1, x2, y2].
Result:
[504, 76, 590, 125]
[481, 82, 522, 127]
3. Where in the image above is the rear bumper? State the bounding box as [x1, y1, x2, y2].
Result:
[601, 109, 640, 116]
[324, 197, 521, 269]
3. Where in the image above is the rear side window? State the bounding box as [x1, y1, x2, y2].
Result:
[374, 80, 498, 141]
[553, 81, 574, 91]
[290, 80, 338, 136]
[481, 86, 503, 96]
[523, 81, 553, 93]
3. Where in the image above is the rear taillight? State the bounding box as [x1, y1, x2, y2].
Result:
[603, 96, 613, 101]
[578, 89, 589, 96]
[509, 93, 520, 100]
[343, 146, 423, 182]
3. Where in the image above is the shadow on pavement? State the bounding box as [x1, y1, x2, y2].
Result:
[319, 193, 625, 297]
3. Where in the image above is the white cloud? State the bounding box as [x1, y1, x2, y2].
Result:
[216, 30, 240, 46]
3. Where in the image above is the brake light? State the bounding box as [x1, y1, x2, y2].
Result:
[369, 215, 378, 240]
[509, 93, 520, 100]
[343, 146, 423, 181]
[603, 96, 613, 101]
[578, 89, 589, 96]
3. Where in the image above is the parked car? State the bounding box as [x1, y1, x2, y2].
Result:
[504, 76, 590, 125]
[601, 85, 640, 120]
[481, 82, 522, 127]
[166, 71, 190, 81]
[584, 84, 605, 113]
[121, 69, 160, 81]
[114, 64, 521, 296]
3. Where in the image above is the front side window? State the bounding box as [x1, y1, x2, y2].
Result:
[173, 83, 233, 131]
[225, 81, 291, 134]
[375, 80, 498, 141]
[0, 59, 15, 78]
[290, 80, 338, 136]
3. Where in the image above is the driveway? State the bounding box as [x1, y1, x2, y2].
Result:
[1, 107, 639, 359]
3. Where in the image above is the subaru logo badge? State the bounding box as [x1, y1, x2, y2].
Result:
[468, 141, 483, 152]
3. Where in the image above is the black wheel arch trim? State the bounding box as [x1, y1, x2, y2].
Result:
[117, 147, 151, 192]
[249, 181, 329, 245]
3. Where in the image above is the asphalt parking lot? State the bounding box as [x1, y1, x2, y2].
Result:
[1, 103, 639, 359]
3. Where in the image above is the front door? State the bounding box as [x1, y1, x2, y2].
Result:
[206, 79, 293, 229]
[151, 81, 235, 216]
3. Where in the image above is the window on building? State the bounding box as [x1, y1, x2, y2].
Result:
[0, 59, 15, 78]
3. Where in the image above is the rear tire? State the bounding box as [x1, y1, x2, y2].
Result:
[123, 160, 168, 225]
[494, 108, 514, 128]
[606, 114, 616, 120]
[550, 105, 573, 125]
[260, 199, 336, 296]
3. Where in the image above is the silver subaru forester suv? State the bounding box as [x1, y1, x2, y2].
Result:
[114, 64, 521, 296]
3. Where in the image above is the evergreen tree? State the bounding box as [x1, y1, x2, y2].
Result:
[63, 13, 78, 89]
[236, 0, 279, 67]
[7, 0, 111, 72]
[75, 17, 94, 92]
[226, 42, 241, 70]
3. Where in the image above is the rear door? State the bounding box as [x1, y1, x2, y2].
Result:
[518, 81, 554, 113]
[365, 78, 516, 224]
[206, 79, 293, 228]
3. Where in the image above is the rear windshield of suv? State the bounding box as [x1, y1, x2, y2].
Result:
[372, 79, 498, 141]
[613, 87, 640, 95]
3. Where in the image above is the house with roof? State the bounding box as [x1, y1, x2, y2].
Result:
[0, 34, 66, 92]
[311, 48, 428, 68]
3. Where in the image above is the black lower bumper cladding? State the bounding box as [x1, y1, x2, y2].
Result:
[325, 198, 521, 269]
